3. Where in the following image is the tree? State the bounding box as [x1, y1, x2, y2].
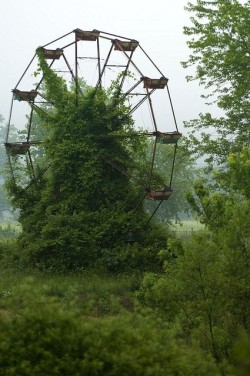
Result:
[182, 0, 250, 167]
[182, 0, 250, 232]
[136, 3, 250, 369]
[137, 217, 250, 374]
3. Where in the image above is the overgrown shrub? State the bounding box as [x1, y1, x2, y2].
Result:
[6, 51, 173, 270]
[0, 280, 219, 376]
[0, 239, 21, 268]
[136, 232, 250, 374]
[232, 332, 250, 376]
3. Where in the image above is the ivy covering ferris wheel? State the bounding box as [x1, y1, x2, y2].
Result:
[5, 28, 181, 222]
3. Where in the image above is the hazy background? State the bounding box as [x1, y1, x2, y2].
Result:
[0, 0, 211, 134]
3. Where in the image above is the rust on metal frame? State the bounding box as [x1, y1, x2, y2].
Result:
[4, 140, 43, 156]
[73, 29, 100, 41]
[12, 89, 37, 102]
[154, 131, 182, 144]
[5, 142, 30, 155]
[147, 187, 173, 201]
[143, 77, 168, 89]
[38, 47, 64, 60]
[112, 39, 139, 52]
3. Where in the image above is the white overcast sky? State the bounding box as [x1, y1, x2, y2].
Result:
[0, 0, 212, 135]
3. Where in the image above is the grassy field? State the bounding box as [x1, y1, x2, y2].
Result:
[0, 219, 206, 243]
[0, 266, 221, 376]
[0, 267, 141, 317]
[170, 219, 204, 239]
[0, 218, 204, 315]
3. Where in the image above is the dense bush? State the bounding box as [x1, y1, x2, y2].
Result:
[0, 280, 219, 376]
[0, 239, 20, 268]
[232, 332, 250, 376]
[136, 231, 250, 375]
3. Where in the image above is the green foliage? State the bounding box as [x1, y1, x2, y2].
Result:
[232, 332, 250, 376]
[225, 147, 250, 198]
[5, 50, 171, 269]
[0, 279, 219, 376]
[137, 228, 250, 373]
[0, 267, 140, 314]
[0, 239, 18, 265]
[182, 0, 250, 166]
[0, 186, 12, 220]
[178, 11, 250, 368]
[0, 116, 17, 219]
[186, 147, 250, 233]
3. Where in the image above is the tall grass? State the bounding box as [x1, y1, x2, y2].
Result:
[0, 267, 141, 317]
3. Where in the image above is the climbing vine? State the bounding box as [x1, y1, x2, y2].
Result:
[5, 50, 167, 269]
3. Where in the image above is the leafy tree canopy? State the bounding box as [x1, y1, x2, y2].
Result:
[182, 0, 250, 238]
[182, 0, 250, 167]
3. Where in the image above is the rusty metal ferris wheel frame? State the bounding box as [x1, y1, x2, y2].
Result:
[5, 28, 182, 217]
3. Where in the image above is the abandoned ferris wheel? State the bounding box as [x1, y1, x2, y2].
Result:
[4, 28, 181, 221]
